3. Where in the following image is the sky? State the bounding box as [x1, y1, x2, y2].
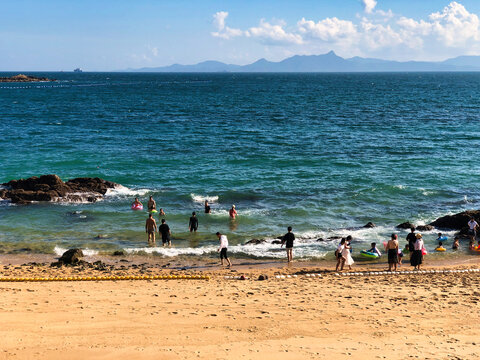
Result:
[2, 0, 480, 70]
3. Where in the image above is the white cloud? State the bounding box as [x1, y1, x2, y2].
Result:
[210, 2, 480, 60]
[297, 17, 357, 42]
[362, 0, 377, 14]
[211, 11, 243, 39]
[246, 19, 303, 45]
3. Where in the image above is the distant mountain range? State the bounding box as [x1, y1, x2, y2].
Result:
[124, 51, 480, 72]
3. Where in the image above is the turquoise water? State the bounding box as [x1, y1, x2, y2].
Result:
[1, 72, 480, 259]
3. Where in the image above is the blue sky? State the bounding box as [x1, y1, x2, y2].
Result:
[2, 0, 480, 70]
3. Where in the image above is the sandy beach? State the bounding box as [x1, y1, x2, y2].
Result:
[1, 255, 479, 360]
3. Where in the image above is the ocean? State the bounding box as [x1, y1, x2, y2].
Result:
[1, 72, 480, 260]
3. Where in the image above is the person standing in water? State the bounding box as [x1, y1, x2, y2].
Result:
[386, 234, 399, 272]
[468, 217, 478, 244]
[158, 219, 171, 247]
[189, 211, 198, 232]
[204, 200, 211, 214]
[406, 227, 416, 259]
[281, 226, 295, 263]
[147, 196, 156, 212]
[229, 205, 237, 219]
[145, 213, 157, 245]
[159, 208, 166, 216]
[216, 232, 232, 268]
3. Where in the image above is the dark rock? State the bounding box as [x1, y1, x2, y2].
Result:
[244, 239, 266, 245]
[429, 210, 480, 230]
[416, 225, 434, 231]
[363, 222, 376, 228]
[327, 236, 342, 240]
[1, 174, 118, 204]
[271, 240, 282, 245]
[112, 250, 126, 256]
[396, 222, 416, 229]
[59, 248, 84, 264]
[258, 274, 268, 281]
[316, 238, 325, 242]
[0, 74, 56, 83]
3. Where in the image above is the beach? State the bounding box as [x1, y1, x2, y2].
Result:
[1, 255, 479, 360]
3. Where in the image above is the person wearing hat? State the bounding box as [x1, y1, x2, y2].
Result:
[410, 233, 425, 270]
[229, 205, 237, 219]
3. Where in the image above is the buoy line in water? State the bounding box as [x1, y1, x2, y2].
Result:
[0, 274, 209, 282]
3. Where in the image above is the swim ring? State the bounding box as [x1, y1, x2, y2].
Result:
[435, 247, 446, 252]
[437, 236, 448, 241]
[360, 250, 379, 259]
[131, 204, 143, 211]
[149, 209, 158, 214]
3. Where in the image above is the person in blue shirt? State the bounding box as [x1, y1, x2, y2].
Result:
[367, 242, 382, 256]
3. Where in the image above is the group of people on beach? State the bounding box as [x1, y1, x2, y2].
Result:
[136, 195, 480, 269]
[133, 196, 239, 267]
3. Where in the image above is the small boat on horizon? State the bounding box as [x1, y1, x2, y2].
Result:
[73, 68, 83, 73]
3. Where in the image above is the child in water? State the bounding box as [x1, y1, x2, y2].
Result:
[452, 237, 459, 250]
[435, 242, 446, 251]
[367, 242, 382, 256]
[398, 248, 404, 265]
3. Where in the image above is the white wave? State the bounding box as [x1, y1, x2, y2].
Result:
[125, 246, 217, 257]
[124, 241, 330, 259]
[105, 185, 150, 198]
[53, 246, 99, 257]
[190, 193, 219, 203]
[393, 184, 405, 189]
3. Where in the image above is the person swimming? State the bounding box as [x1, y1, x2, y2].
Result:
[435, 242, 446, 251]
[367, 242, 382, 256]
[132, 197, 142, 207]
[452, 236, 459, 250]
[204, 200, 211, 214]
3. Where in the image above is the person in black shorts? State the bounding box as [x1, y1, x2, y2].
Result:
[189, 212, 198, 232]
[281, 226, 295, 263]
[216, 232, 232, 268]
[406, 227, 416, 259]
[158, 219, 171, 247]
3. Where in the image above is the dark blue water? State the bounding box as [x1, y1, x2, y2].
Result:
[1, 72, 479, 259]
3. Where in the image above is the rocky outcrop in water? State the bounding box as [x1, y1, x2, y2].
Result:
[429, 210, 480, 230]
[0, 74, 55, 82]
[0, 174, 118, 204]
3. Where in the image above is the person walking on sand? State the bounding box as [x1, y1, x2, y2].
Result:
[147, 196, 156, 212]
[281, 226, 295, 263]
[145, 213, 157, 245]
[386, 233, 399, 271]
[216, 232, 232, 268]
[159, 219, 171, 247]
[406, 227, 416, 259]
[468, 217, 478, 244]
[189, 211, 198, 232]
[410, 233, 425, 270]
[204, 200, 211, 214]
[341, 240, 354, 271]
[335, 239, 346, 272]
[229, 205, 237, 219]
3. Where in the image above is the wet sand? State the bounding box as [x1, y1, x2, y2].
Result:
[0, 254, 479, 359]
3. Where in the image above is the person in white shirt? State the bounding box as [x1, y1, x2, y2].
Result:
[216, 232, 232, 268]
[335, 238, 346, 272]
[468, 218, 478, 244]
[410, 233, 425, 270]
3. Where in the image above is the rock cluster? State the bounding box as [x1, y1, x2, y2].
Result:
[1, 174, 118, 204]
[0, 74, 55, 82]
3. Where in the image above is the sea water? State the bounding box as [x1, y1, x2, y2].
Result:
[1, 72, 480, 259]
